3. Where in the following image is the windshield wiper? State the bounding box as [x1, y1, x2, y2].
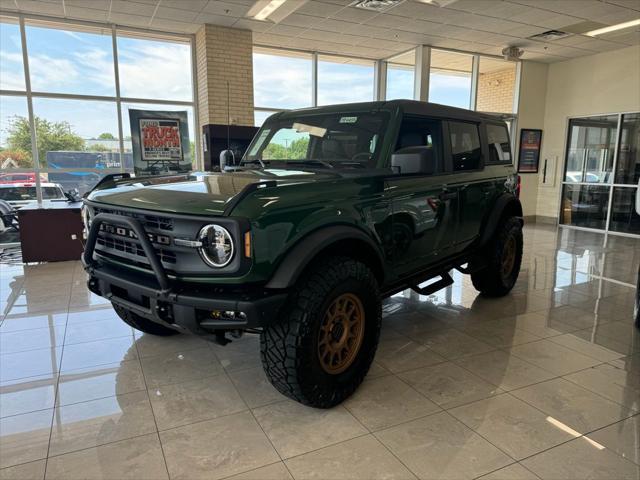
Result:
[288, 159, 334, 169]
[240, 159, 268, 168]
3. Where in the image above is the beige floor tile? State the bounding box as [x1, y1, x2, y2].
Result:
[563, 363, 640, 411]
[48, 391, 157, 456]
[521, 437, 640, 479]
[344, 375, 440, 431]
[0, 377, 56, 418]
[63, 318, 132, 345]
[547, 333, 626, 363]
[588, 415, 640, 465]
[375, 337, 446, 374]
[285, 435, 416, 480]
[226, 463, 293, 480]
[0, 313, 67, 333]
[413, 328, 496, 360]
[60, 337, 137, 372]
[0, 459, 46, 480]
[376, 411, 512, 480]
[0, 409, 52, 469]
[149, 374, 247, 430]
[399, 362, 502, 409]
[0, 347, 62, 383]
[449, 394, 575, 460]
[44, 433, 168, 480]
[160, 411, 280, 480]
[462, 323, 542, 349]
[133, 331, 211, 358]
[454, 350, 556, 391]
[508, 339, 601, 376]
[510, 378, 634, 434]
[253, 400, 367, 459]
[510, 312, 579, 338]
[140, 346, 225, 388]
[66, 308, 119, 324]
[55, 360, 146, 407]
[228, 366, 284, 409]
[477, 463, 539, 480]
[209, 335, 262, 373]
[0, 326, 66, 354]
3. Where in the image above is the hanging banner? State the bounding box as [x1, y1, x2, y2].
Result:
[129, 109, 191, 176]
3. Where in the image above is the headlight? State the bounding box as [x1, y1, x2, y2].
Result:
[81, 205, 91, 235]
[197, 224, 234, 267]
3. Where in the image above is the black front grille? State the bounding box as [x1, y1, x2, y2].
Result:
[93, 206, 174, 231]
[97, 236, 176, 264]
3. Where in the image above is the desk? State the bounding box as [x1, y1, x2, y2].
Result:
[17, 201, 84, 262]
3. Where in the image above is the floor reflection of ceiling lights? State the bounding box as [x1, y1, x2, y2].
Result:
[545, 416, 605, 450]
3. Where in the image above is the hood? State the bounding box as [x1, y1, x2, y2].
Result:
[86, 168, 343, 216]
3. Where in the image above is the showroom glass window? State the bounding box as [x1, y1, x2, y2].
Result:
[429, 49, 472, 109]
[317, 55, 374, 106]
[0, 15, 196, 244]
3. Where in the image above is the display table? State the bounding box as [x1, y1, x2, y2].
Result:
[17, 201, 84, 262]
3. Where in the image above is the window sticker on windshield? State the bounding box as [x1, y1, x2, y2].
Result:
[248, 129, 270, 157]
[339, 116, 358, 124]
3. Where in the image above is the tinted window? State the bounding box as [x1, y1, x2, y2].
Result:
[0, 186, 37, 200]
[395, 117, 444, 174]
[486, 123, 512, 164]
[449, 122, 481, 171]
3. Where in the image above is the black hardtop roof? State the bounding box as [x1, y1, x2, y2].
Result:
[274, 99, 506, 124]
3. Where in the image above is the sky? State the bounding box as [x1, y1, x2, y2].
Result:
[1, 20, 472, 149]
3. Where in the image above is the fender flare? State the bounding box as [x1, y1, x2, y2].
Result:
[479, 193, 523, 247]
[265, 225, 385, 289]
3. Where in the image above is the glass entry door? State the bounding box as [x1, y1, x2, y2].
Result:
[560, 112, 640, 236]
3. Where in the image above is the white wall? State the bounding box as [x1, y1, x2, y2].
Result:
[515, 61, 549, 218]
[535, 45, 640, 220]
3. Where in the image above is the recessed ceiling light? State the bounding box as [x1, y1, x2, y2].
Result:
[585, 19, 640, 36]
[248, 0, 287, 21]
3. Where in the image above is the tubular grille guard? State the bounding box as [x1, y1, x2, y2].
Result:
[84, 213, 170, 292]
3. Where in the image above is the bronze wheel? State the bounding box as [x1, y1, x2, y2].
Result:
[501, 235, 517, 278]
[317, 293, 365, 375]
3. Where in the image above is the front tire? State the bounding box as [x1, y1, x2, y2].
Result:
[112, 303, 180, 336]
[260, 257, 381, 408]
[471, 216, 523, 297]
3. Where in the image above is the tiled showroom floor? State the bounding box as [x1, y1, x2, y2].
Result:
[0, 224, 639, 480]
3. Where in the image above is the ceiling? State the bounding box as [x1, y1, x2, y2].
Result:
[1, 0, 639, 62]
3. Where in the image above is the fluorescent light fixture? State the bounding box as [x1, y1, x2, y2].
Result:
[585, 19, 640, 36]
[248, 0, 286, 21]
[417, 0, 459, 7]
[545, 417, 605, 450]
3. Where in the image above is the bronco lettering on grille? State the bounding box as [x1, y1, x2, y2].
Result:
[99, 223, 171, 245]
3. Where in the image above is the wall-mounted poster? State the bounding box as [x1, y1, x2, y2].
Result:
[129, 109, 191, 176]
[518, 129, 542, 173]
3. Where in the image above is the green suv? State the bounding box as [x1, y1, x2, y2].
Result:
[83, 100, 523, 408]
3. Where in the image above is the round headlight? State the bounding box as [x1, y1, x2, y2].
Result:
[198, 224, 234, 267]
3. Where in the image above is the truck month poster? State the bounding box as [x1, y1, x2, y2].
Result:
[129, 109, 191, 176]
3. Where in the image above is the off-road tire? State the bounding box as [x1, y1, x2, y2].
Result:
[260, 256, 381, 408]
[471, 216, 523, 297]
[112, 303, 179, 336]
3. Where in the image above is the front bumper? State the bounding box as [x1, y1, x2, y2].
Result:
[83, 213, 286, 335]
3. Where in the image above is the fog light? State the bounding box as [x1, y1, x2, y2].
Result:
[210, 310, 246, 321]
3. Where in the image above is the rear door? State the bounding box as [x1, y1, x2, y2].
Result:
[446, 120, 491, 249]
[385, 116, 458, 278]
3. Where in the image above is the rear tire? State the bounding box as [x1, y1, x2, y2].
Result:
[112, 303, 179, 336]
[471, 216, 523, 297]
[260, 256, 381, 408]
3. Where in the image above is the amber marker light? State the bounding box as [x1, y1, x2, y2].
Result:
[244, 231, 252, 258]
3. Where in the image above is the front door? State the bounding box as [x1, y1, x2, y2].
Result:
[385, 116, 458, 278]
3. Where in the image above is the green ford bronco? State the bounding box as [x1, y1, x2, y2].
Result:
[82, 100, 523, 408]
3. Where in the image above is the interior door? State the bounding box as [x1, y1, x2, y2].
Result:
[385, 116, 458, 278]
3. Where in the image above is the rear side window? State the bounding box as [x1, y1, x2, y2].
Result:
[395, 116, 444, 174]
[486, 123, 512, 164]
[449, 121, 481, 171]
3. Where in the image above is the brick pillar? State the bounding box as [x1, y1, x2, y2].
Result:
[195, 24, 256, 170]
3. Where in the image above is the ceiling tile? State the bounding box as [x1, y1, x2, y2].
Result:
[160, 0, 207, 11]
[110, 0, 157, 16]
[154, 6, 199, 22]
[232, 18, 274, 32]
[201, 0, 250, 17]
[65, 5, 110, 21]
[16, 0, 66, 16]
[65, 0, 111, 10]
[197, 13, 238, 26]
[150, 18, 196, 33]
[280, 12, 324, 28]
[109, 12, 153, 27]
[297, 1, 342, 18]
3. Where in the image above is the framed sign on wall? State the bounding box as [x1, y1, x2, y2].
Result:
[518, 129, 543, 173]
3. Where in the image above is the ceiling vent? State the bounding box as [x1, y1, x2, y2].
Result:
[528, 30, 571, 41]
[350, 0, 405, 12]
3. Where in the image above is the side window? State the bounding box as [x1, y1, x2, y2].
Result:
[486, 123, 512, 164]
[395, 116, 444, 174]
[449, 121, 481, 171]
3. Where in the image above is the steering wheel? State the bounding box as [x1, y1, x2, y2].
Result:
[351, 152, 371, 162]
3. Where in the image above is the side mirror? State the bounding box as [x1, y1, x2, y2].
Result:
[391, 146, 435, 175]
[219, 149, 235, 170]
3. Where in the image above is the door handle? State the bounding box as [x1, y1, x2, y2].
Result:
[439, 190, 457, 201]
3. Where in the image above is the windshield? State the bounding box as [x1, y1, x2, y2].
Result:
[243, 111, 389, 168]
